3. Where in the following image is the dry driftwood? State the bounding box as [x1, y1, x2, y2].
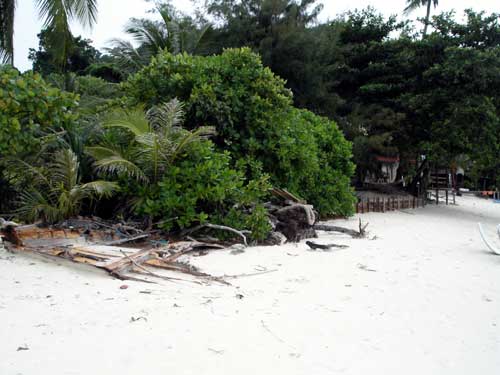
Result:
[185, 223, 250, 246]
[3, 224, 230, 285]
[274, 204, 317, 242]
[102, 234, 150, 246]
[305, 241, 349, 251]
[270, 188, 306, 204]
[314, 218, 368, 238]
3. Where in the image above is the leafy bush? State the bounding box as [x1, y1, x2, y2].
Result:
[0, 67, 78, 157]
[137, 140, 272, 240]
[125, 48, 356, 216]
[12, 149, 117, 223]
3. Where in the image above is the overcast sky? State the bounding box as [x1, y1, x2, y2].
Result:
[13, 0, 498, 71]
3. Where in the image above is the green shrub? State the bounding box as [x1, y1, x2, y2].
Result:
[0, 67, 78, 157]
[137, 141, 272, 240]
[125, 48, 356, 216]
[281, 109, 356, 216]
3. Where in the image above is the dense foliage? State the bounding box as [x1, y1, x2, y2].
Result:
[1, 0, 499, 237]
[125, 48, 356, 215]
[0, 66, 78, 156]
[140, 140, 272, 240]
[29, 28, 101, 76]
[199, 2, 499, 188]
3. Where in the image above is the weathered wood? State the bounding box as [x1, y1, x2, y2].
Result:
[103, 249, 155, 274]
[102, 234, 149, 246]
[306, 241, 349, 250]
[314, 219, 367, 239]
[186, 223, 250, 246]
[270, 188, 306, 204]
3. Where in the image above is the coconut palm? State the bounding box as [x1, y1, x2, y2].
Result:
[404, 0, 439, 37]
[14, 148, 117, 223]
[87, 98, 215, 185]
[0, 0, 97, 65]
[107, 4, 212, 74]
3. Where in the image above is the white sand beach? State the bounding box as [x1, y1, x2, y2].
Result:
[1, 195, 499, 375]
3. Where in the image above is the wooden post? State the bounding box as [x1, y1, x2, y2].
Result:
[453, 190, 456, 205]
[436, 188, 439, 205]
[413, 197, 416, 209]
[446, 189, 449, 205]
[367, 198, 370, 213]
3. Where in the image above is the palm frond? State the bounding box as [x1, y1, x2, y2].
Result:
[105, 39, 151, 74]
[93, 155, 148, 182]
[404, 0, 427, 15]
[146, 98, 185, 133]
[77, 180, 119, 198]
[86, 145, 122, 160]
[103, 107, 151, 136]
[125, 17, 170, 54]
[71, 0, 98, 28]
[4, 157, 51, 187]
[170, 126, 217, 162]
[16, 188, 61, 223]
[51, 148, 79, 190]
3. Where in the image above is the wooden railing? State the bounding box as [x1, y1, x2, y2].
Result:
[355, 196, 425, 214]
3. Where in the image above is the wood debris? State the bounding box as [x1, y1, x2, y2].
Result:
[1, 223, 229, 285]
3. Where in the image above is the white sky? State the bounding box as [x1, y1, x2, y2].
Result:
[13, 0, 499, 71]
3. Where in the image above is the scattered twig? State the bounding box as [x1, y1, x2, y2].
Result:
[261, 320, 287, 345]
[358, 263, 377, 272]
[119, 250, 186, 283]
[224, 269, 278, 279]
[130, 316, 148, 323]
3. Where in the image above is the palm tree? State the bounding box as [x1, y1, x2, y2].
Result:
[87, 98, 215, 185]
[404, 0, 439, 37]
[107, 4, 212, 74]
[15, 148, 117, 223]
[0, 0, 97, 65]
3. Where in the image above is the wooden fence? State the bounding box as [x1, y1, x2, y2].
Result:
[355, 196, 425, 214]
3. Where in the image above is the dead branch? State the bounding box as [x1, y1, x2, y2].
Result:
[270, 188, 306, 204]
[314, 219, 368, 238]
[119, 250, 186, 283]
[185, 224, 250, 246]
[223, 269, 278, 279]
[305, 241, 349, 251]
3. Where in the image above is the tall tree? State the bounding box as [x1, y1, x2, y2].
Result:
[0, 0, 15, 63]
[0, 0, 98, 66]
[404, 0, 438, 36]
[107, 2, 212, 74]
[28, 28, 100, 75]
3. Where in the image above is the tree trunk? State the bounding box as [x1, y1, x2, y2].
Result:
[423, 0, 432, 37]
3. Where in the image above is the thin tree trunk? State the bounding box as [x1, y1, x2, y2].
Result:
[423, 0, 432, 37]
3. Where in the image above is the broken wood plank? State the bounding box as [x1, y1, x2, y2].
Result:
[103, 249, 155, 274]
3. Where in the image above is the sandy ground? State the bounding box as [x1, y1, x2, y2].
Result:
[1, 195, 499, 375]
